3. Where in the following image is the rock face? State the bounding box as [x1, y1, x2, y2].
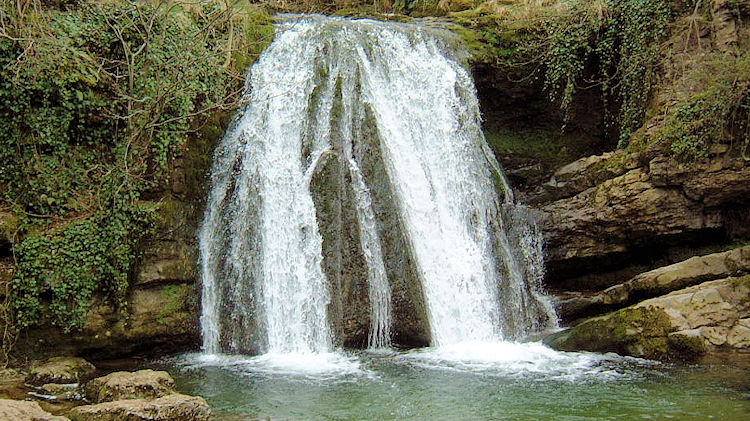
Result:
[0, 399, 70, 421]
[26, 357, 97, 386]
[556, 245, 750, 321]
[546, 276, 750, 360]
[536, 145, 750, 287]
[11, 136, 210, 360]
[84, 370, 176, 403]
[68, 393, 210, 421]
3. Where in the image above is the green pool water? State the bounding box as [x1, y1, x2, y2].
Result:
[155, 344, 750, 421]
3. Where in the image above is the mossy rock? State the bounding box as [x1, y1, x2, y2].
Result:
[26, 357, 96, 386]
[544, 306, 701, 361]
[84, 369, 175, 403]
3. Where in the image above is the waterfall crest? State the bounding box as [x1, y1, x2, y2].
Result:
[199, 15, 556, 356]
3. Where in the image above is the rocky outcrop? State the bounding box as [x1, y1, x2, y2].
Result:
[0, 399, 70, 421]
[16, 278, 198, 360]
[536, 145, 750, 286]
[84, 370, 175, 404]
[546, 275, 750, 360]
[557, 245, 750, 321]
[26, 357, 96, 386]
[68, 393, 211, 421]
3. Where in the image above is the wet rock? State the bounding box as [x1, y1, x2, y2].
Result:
[546, 276, 750, 360]
[557, 245, 750, 320]
[28, 383, 83, 402]
[68, 393, 211, 421]
[27, 357, 96, 386]
[84, 370, 175, 403]
[17, 281, 199, 360]
[0, 398, 70, 420]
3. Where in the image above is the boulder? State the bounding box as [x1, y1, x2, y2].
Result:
[26, 357, 96, 386]
[556, 245, 750, 320]
[546, 276, 750, 360]
[85, 370, 175, 403]
[68, 393, 211, 421]
[0, 399, 69, 421]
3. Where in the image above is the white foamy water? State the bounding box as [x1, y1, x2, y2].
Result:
[395, 341, 625, 380]
[178, 352, 367, 381]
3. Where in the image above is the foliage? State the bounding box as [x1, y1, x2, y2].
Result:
[447, 0, 680, 147]
[654, 54, 750, 160]
[0, 0, 272, 333]
[12, 204, 156, 331]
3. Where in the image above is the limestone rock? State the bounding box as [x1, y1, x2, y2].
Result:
[557, 246, 750, 320]
[541, 168, 721, 264]
[0, 368, 24, 383]
[84, 370, 176, 403]
[0, 399, 70, 421]
[27, 357, 96, 386]
[68, 393, 211, 421]
[546, 276, 750, 360]
[32, 383, 83, 401]
[17, 281, 198, 360]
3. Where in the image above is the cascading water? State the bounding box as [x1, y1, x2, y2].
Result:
[199, 15, 556, 359]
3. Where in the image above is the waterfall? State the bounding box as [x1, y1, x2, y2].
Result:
[199, 15, 556, 357]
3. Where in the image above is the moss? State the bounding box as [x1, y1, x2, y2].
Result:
[0, 212, 20, 242]
[157, 284, 189, 324]
[547, 305, 683, 360]
[484, 126, 603, 169]
[667, 331, 707, 357]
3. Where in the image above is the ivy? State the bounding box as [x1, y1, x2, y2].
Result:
[540, 0, 672, 147]
[12, 203, 156, 331]
[0, 0, 272, 333]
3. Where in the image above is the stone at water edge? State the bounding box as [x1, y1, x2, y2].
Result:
[84, 369, 176, 403]
[0, 398, 70, 420]
[68, 393, 211, 421]
[555, 245, 750, 322]
[26, 357, 96, 386]
[545, 276, 750, 361]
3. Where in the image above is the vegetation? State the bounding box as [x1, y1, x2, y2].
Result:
[651, 53, 750, 161]
[0, 0, 272, 348]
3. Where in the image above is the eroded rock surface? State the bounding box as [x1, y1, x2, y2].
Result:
[556, 245, 750, 321]
[535, 144, 750, 286]
[0, 399, 70, 421]
[547, 276, 750, 360]
[68, 393, 210, 421]
[84, 370, 176, 403]
[26, 357, 96, 386]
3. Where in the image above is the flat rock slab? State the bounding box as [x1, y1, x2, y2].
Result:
[0, 398, 70, 420]
[27, 357, 96, 386]
[68, 393, 211, 421]
[85, 370, 175, 403]
[557, 245, 750, 321]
